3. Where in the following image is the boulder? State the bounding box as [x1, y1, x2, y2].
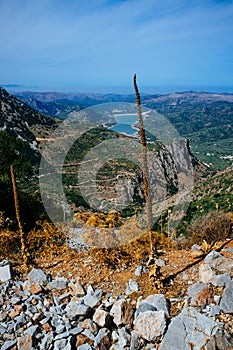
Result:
[65, 298, 91, 320]
[27, 269, 49, 286]
[138, 294, 170, 317]
[110, 299, 134, 327]
[187, 282, 214, 307]
[219, 280, 233, 313]
[160, 307, 217, 350]
[204, 251, 233, 273]
[134, 310, 167, 341]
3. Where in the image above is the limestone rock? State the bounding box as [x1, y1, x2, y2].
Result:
[48, 277, 68, 290]
[160, 307, 217, 350]
[54, 338, 72, 350]
[1, 340, 17, 350]
[75, 334, 94, 347]
[93, 308, 112, 328]
[110, 299, 134, 327]
[126, 279, 140, 295]
[187, 282, 214, 307]
[205, 328, 233, 349]
[94, 328, 111, 349]
[82, 293, 100, 308]
[199, 263, 231, 287]
[220, 280, 233, 313]
[118, 327, 131, 347]
[134, 265, 143, 277]
[0, 260, 11, 282]
[138, 294, 170, 317]
[68, 281, 85, 297]
[130, 330, 146, 350]
[134, 310, 167, 342]
[76, 345, 92, 350]
[204, 251, 233, 273]
[65, 298, 91, 320]
[27, 268, 49, 286]
[199, 263, 215, 284]
[17, 335, 32, 350]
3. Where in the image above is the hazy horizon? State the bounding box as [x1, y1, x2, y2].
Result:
[2, 83, 233, 95]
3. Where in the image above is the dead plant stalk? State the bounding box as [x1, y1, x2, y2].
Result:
[134, 74, 162, 290]
[10, 165, 28, 267]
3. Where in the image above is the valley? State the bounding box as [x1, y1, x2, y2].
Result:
[0, 85, 232, 349]
[15, 90, 233, 172]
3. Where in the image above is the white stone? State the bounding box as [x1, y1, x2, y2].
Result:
[0, 260, 11, 282]
[134, 310, 167, 341]
[199, 263, 215, 284]
[93, 308, 111, 327]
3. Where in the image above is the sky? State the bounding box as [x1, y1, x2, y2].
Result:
[0, 0, 233, 93]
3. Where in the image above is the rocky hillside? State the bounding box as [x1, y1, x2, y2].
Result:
[13, 97, 83, 119]
[0, 240, 233, 349]
[175, 165, 233, 235]
[0, 87, 58, 154]
[0, 87, 207, 230]
[0, 88, 59, 225]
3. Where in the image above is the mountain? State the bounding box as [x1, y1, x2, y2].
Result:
[143, 92, 233, 171]
[14, 91, 139, 119]
[2, 87, 232, 235]
[14, 90, 233, 171]
[0, 87, 59, 155]
[0, 88, 59, 227]
[14, 91, 138, 104]
[12, 96, 83, 119]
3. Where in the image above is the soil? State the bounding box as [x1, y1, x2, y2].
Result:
[9, 239, 233, 318]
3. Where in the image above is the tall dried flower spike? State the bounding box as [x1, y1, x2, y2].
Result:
[134, 74, 163, 291]
[133, 74, 153, 231]
[10, 165, 28, 267]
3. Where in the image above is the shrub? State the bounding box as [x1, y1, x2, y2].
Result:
[187, 211, 232, 246]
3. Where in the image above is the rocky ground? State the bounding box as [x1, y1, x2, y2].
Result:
[0, 241, 233, 350]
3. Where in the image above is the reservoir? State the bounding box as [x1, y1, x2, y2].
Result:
[110, 114, 138, 136]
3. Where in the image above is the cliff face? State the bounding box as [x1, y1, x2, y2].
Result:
[93, 138, 206, 214]
[1, 87, 205, 222]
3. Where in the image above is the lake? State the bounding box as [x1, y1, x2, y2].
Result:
[110, 114, 138, 136]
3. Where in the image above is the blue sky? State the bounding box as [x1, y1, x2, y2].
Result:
[0, 0, 233, 93]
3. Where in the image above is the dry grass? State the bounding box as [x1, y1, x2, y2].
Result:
[186, 211, 232, 247]
[88, 229, 176, 269]
[0, 221, 69, 265]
